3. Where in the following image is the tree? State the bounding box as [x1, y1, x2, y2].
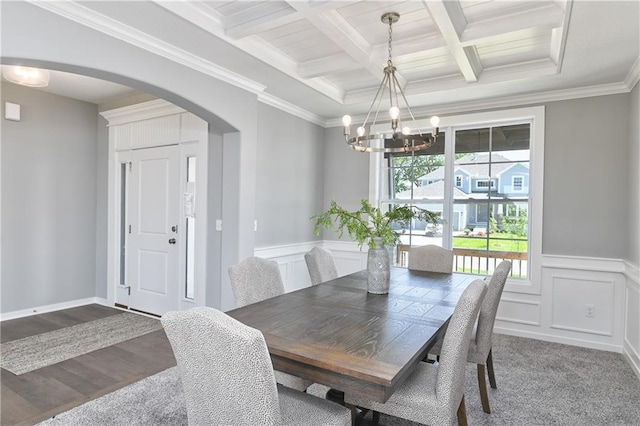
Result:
[392, 155, 444, 193]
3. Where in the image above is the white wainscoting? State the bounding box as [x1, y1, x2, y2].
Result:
[255, 242, 640, 377]
[623, 261, 640, 378]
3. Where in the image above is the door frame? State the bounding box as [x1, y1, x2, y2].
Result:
[102, 100, 209, 312]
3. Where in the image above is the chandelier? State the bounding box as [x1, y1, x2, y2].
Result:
[342, 12, 440, 153]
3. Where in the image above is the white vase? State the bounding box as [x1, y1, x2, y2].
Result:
[367, 239, 390, 294]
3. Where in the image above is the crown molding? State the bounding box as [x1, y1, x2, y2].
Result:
[28, 1, 266, 95]
[257, 93, 326, 127]
[99, 99, 184, 126]
[625, 57, 640, 91]
[326, 81, 632, 128]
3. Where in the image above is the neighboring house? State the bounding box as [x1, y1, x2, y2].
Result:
[398, 153, 529, 231]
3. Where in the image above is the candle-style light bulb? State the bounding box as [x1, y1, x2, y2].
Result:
[357, 126, 366, 137]
[402, 126, 411, 135]
[342, 115, 352, 127]
[430, 116, 440, 127]
[389, 106, 400, 120]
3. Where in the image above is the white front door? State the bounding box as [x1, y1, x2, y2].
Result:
[127, 145, 180, 316]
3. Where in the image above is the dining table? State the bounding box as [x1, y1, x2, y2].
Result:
[227, 266, 476, 404]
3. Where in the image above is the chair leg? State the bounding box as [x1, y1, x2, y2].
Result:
[487, 349, 497, 389]
[372, 411, 380, 425]
[477, 364, 491, 414]
[457, 395, 468, 426]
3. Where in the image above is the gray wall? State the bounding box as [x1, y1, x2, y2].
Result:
[255, 103, 325, 247]
[629, 82, 639, 265]
[543, 94, 630, 258]
[322, 126, 370, 211]
[1, 82, 99, 312]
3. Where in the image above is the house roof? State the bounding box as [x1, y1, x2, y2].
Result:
[419, 153, 528, 181]
[396, 180, 470, 200]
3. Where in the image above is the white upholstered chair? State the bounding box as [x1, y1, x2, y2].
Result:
[161, 307, 351, 426]
[408, 245, 454, 274]
[344, 279, 488, 426]
[228, 256, 313, 392]
[430, 260, 512, 414]
[304, 247, 338, 285]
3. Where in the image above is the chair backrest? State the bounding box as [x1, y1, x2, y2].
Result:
[407, 245, 454, 273]
[228, 257, 285, 308]
[435, 279, 487, 416]
[304, 247, 338, 285]
[161, 307, 281, 425]
[475, 260, 511, 356]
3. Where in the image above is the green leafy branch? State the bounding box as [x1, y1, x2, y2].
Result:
[311, 199, 440, 249]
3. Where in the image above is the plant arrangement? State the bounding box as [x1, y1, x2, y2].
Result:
[312, 199, 440, 249]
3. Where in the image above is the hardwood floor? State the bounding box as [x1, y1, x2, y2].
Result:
[0, 305, 176, 426]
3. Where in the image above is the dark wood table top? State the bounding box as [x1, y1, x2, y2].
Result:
[227, 267, 476, 403]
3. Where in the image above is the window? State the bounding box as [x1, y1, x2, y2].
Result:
[375, 107, 544, 293]
[513, 176, 524, 191]
[185, 156, 196, 300]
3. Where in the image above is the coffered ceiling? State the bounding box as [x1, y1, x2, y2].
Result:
[12, 0, 640, 125]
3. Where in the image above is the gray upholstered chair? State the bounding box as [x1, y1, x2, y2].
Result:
[407, 245, 454, 273]
[304, 247, 338, 285]
[228, 256, 313, 392]
[430, 260, 512, 414]
[344, 279, 487, 426]
[161, 307, 351, 426]
[228, 256, 286, 309]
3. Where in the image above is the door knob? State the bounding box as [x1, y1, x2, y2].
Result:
[168, 238, 176, 244]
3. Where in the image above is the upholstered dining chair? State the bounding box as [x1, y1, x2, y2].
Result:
[344, 279, 488, 426]
[161, 307, 351, 426]
[228, 256, 313, 392]
[430, 260, 512, 414]
[407, 245, 454, 274]
[304, 247, 338, 285]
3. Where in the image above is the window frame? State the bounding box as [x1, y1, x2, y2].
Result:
[369, 106, 545, 295]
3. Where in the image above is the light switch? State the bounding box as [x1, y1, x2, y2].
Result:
[4, 102, 20, 121]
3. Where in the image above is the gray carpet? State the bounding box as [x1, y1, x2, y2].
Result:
[0, 312, 162, 375]
[38, 334, 640, 425]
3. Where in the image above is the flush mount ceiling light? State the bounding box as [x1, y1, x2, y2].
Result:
[342, 12, 440, 153]
[2, 65, 50, 87]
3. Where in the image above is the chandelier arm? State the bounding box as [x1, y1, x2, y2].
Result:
[370, 72, 389, 130]
[392, 72, 425, 136]
[361, 72, 389, 129]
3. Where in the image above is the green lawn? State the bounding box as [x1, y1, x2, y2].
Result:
[453, 233, 528, 252]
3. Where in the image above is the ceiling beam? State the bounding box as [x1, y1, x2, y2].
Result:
[423, 0, 482, 83]
[460, 3, 565, 46]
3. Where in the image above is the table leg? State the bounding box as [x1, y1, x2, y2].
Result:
[326, 388, 345, 405]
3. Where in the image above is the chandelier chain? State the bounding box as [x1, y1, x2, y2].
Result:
[387, 18, 393, 65]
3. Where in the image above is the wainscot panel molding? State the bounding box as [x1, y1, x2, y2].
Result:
[496, 255, 631, 357]
[255, 241, 368, 292]
[0, 298, 107, 321]
[623, 261, 640, 379]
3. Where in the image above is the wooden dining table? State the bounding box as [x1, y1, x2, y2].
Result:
[227, 267, 476, 404]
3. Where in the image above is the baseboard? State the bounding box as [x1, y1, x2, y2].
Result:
[0, 297, 105, 321]
[623, 344, 640, 380]
[494, 326, 624, 353]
